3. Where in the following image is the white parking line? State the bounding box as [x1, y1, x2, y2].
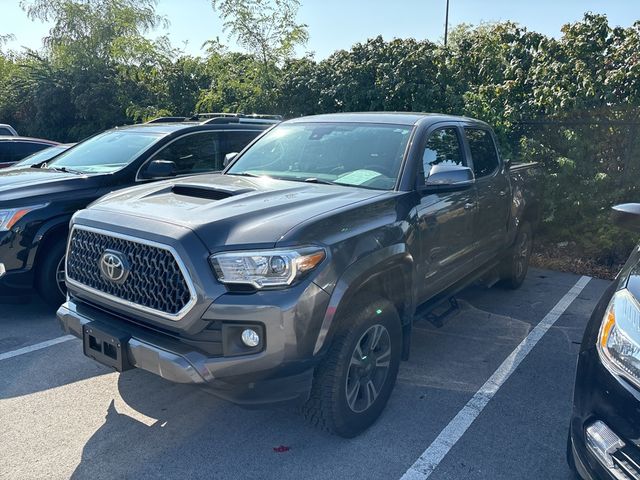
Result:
[0, 335, 76, 361]
[400, 275, 591, 480]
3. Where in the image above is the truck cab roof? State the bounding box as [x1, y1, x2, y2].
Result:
[286, 112, 491, 128]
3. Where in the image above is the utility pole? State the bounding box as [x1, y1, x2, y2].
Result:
[444, 0, 450, 46]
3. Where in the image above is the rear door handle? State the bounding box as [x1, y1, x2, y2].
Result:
[464, 202, 476, 210]
[499, 190, 507, 197]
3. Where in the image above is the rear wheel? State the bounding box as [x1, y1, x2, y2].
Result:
[302, 295, 402, 437]
[499, 222, 532, 289]
[36, 238, 67, 308]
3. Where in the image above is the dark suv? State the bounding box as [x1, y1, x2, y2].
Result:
[58, 113, 539, 437]
[0, 116, 276, 306]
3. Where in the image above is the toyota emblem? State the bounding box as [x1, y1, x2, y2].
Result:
[99, 250, 129, 284]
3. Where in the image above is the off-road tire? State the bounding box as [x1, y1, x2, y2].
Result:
[302, 295, 402, 438]
[498, 222, 532, 290]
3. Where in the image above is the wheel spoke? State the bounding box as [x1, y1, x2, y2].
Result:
[346, 379, 360, 408]
[368, 325, 384, 352]
[519, 234, 530, 257]
[56, 256, 67, 296]
[344, 322, 392, 413]
[375, 349, 391, 368]
[364, 380, 378, 409]
[350, 351, 365, 368]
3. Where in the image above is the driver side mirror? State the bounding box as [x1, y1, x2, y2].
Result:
[612, 204, 640, 233]
[421, 164, 475, 193]
[141, 159, 177, 179]
[223, 152, 238, 168]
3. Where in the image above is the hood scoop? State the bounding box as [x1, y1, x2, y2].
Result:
[171, 183, 255, 201]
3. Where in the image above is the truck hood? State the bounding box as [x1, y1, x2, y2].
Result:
[87, 174, 387, 248]
[0, 167, 102, 203]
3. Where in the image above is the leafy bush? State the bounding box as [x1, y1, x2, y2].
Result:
[1, 7, 639, 264]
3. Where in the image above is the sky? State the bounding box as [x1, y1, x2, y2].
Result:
[2, 0, 640, 59]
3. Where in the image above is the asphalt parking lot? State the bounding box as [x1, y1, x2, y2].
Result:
[0, 268, 610, 480]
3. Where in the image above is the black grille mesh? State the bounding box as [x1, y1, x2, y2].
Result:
[67, 228, 192, 316]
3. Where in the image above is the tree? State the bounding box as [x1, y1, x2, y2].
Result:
[20, 0, 168, 65]
[0, 34, 15, 55]
[210, 0, 308, 66]
[14, 0, 172, 139]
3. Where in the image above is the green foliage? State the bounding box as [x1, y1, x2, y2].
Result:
[211, 0, 308, 65]
[1, 6, 639, 265]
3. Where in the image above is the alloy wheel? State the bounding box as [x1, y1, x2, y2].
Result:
[515, 231, 531, 280]
[345, 324, 392, 413]
[55, 255, 67, 297]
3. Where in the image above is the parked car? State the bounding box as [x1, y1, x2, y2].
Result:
[0, 136, 60, 168]
[7, 143, 74, 169]
[57, 113, 540, 437]
[568, 203, 640, 479]
[0, 124, 18, 136]
[0, 116, 276, 306]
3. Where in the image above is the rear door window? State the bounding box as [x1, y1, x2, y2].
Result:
[152, 132, 218, 175]
[464, 128, 500, 178]
[221, 130, 260, 156]
[149, 130, 261, 176]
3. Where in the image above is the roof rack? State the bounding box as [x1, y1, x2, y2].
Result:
[145, 116, 190, 124]
[198, 113, 282, 125]
[145, 113, 283, 126]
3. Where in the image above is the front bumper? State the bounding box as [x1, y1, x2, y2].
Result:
[570, 343, 640, 479]
[0, 229, 37, 300]
[58, 281, 329, 405]
[0, 266, 34, 300]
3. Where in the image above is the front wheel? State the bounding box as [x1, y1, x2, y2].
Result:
[499, 222, 532, 289]
[36, 238, 67, 308]
[302, 296, 402, 437]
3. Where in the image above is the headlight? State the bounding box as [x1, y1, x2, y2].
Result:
[210, 247, 326, 289]
[0, 204, 49, 231]
[598, 289, 640, 389]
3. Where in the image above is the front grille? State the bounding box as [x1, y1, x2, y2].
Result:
[613, 446, 640, 479]
[66, 227, 194, 318]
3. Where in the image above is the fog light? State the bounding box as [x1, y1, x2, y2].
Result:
[241, 328, 260, 347]
[585, 420, 625, 470]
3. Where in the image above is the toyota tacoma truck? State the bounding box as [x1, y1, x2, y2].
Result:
[57, 113, 539, 437]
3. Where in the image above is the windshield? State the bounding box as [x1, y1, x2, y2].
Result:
[12, 145, 69, 168]
[226, 123, 413, 190]
[48, 130, 161, 174]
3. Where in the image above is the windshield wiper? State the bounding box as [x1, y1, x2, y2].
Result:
[301, 177, 336, 185]
[226, 172, 262, 178]
[47, 165, 83, 174]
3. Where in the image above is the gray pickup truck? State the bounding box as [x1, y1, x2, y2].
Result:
[57, 113, 539, 437]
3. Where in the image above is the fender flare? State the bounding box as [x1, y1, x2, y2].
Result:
[312, 243, 414, 355]
[26, 215, 72, 269]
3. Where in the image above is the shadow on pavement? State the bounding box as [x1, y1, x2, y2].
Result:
[68, 285, 543, 480]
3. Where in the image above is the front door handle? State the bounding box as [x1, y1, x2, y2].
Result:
[499, 190, 508, 197]
[464, 202, 476, 210]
